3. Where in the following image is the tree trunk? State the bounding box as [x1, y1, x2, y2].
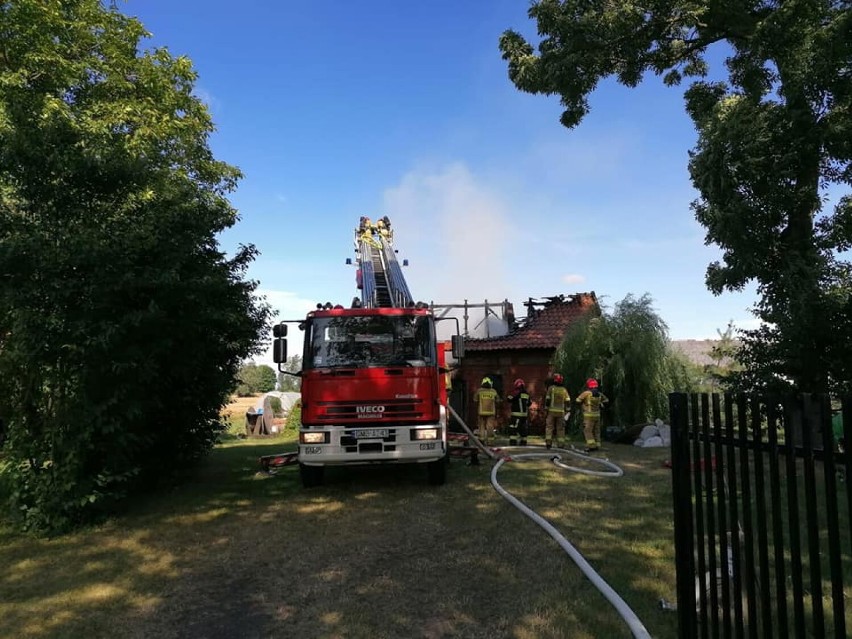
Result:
[777, 80, 825, 391]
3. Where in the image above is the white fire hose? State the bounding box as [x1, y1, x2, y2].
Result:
[448, 405, 652, 639]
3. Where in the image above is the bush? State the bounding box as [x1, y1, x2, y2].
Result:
[268, 396, 283, 417]
[286, 402, 302, 430]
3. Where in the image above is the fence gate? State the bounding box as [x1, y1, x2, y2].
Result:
[669, 393, 851, 638]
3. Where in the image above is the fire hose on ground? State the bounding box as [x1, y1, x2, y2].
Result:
[448, 405, 652, 639]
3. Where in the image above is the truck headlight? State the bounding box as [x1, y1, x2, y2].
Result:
[300, 431, 329, 444]
[412, 428, 439, 441]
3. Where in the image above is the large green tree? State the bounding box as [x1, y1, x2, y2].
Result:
[0, 0, 270, 532]
[501, 0, 852, 393]
[235, 362, 278, 395]
[553, 294, 693, 427]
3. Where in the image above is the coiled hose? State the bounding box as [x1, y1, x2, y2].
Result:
[448, 406, 652, 639]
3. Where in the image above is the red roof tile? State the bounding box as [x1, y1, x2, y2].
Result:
[465, 292, 599, 351]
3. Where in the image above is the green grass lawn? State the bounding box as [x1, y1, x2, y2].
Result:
[0, 433, 682, 639]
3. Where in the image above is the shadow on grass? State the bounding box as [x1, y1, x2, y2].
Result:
[0, 439, 680, 639]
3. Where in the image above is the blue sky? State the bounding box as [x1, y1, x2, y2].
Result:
[124, 0, 760, 353]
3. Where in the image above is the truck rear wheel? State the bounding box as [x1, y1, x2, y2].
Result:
[299, 463, 324, 488]
[427, 457, 446, 485]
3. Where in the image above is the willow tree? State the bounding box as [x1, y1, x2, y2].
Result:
[0, 1, 270, 532]
[501, 1, 852, 393]
[553, 294, 692, 427]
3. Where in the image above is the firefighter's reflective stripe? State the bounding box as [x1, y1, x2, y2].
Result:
[475, 388, 498, 416]
[546, 386, 571, 414]
[577, 390, 607, 417]
[509, 392, 531, 417]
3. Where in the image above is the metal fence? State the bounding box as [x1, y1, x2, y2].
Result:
[669, 393, 851, 638]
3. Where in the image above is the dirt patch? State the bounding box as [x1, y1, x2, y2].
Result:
[221, 395, 262, 418]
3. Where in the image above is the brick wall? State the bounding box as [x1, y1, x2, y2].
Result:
[458, 349, 554, 435]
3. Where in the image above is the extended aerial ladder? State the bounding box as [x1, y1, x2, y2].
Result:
[353, 221, 414, 309]
[265, 215, 468, 481]
[353, 218, 478, 463]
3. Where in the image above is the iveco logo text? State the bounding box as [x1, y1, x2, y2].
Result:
[357, 406, 385, 413]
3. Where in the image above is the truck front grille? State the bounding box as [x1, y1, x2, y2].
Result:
[318, 400, 421, 421]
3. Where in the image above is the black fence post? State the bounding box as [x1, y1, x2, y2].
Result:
[701, 394, 720, 637]
[693, 393, 709, 639]
[820, 393, 846, 639]
[800, 394, 825, 637]
[766, 400, 789, 635]
[671, 392, 697, 638]
[723, 394, 744, 639]
[737, 395, 758, 639]
[712, 394, 732, 638]
[781, 396, 805, 637]
[751, 399, 773, 637]
[842, 394, 852, 558]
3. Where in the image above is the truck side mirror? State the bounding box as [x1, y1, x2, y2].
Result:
[451, 334, 465, 359]
[273, 323, 288, 338]
[273, 338, 287, 364]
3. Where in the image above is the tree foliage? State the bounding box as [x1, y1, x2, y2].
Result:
[235, 363, 277, 396]
[501, 0, 852, 393]
[672, 323, 743, 393]
[285, 401, 302, 430]
[0, 0, 270, 532]
[553, 294, 692, 426]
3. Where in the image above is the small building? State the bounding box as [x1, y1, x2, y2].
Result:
[453, 292, 600, 435]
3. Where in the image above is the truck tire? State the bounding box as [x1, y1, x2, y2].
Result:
[427, 457, 447, 485]
[300, 463, 324, 488]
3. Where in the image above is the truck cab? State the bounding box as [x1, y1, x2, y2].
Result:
[273, 306, 462, 487]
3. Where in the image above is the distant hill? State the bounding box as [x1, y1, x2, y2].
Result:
[671, 339, 739, 367]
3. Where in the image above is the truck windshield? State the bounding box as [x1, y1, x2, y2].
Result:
[304, 315, 436, 369]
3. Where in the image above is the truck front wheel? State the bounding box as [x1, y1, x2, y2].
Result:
[427, 457, 447, 486]
[300, 463, 325, 488]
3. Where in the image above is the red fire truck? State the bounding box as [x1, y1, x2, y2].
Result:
[272, 218, 464, 487]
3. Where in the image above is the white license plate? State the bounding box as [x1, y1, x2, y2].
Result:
[354, 428, 389, 439]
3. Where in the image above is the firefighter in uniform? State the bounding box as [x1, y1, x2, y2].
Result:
[576, 378, 608, 452]
[376, 218, 389, 239]
[359, 217, 380, 248]
[474, 377, 500, 446]
[381, 215, 393, 242]
[544, 373, 571, 449]
[506, 378, 531, 446]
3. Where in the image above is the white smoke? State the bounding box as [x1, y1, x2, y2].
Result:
[382, 162, 514, 304]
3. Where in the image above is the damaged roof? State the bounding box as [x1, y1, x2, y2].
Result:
[464, 292, 599, 352]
